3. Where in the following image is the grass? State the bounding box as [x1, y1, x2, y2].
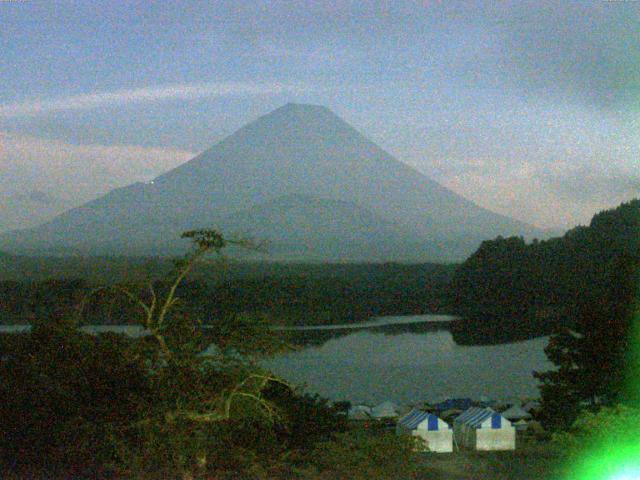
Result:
[415, 443, 562, 480]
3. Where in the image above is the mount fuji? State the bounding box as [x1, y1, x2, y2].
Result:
[0, 104, 542, 261]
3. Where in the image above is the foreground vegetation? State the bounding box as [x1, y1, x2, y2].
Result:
[0, 231, 425, 479]
[414, 446, 561, 480]
[1, 199, 638, 478]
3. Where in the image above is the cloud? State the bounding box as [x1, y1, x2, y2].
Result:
[437, 158, 639, 231]
[0, 131, 195, 191]
[538, 164, 640, 204]
[0, 82, 309, 118]
[0, 131, 195, 231]
[398, 97, 640, 230]
[492, 1, 640, 109]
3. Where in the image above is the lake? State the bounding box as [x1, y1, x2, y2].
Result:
[263, 314, 552, 406]
[0, 315, 553, 406]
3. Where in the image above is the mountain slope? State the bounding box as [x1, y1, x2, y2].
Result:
[0, 190, 70, 234]
[216, 194, 434, 261]
[0, 103, 542, 260]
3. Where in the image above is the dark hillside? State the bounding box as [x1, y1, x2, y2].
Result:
[449, 199, 640, 341]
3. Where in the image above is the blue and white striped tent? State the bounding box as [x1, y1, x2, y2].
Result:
[453, 407, 515, 451]
[396, 410, 453, 452]
[399, 410, 451, 431]
[454, 407, 505, 429]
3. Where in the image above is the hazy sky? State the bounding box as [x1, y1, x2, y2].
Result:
[1, 0, 638, 230]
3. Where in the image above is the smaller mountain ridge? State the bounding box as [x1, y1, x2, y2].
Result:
[0, 190, 69, 235]
[215, 194, 425, 261]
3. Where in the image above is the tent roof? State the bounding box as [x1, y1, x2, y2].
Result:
[349, 405, 371, 412]
[435, 398, 474, 411]
[398, 410, 451, 431]
[454, 407, 511, 429]
[371, 400, 398, 418]
[348, 405, 371, 417]
[502, 405, 531, 420]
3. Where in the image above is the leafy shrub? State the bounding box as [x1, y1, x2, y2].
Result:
[552, 404, 640, 455]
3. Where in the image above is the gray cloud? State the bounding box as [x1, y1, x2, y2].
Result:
[491, 0, 640, 109]
[538, 167, 640, 203]
[0, 82, 309, 118]
[0, 132, 195, 232]
[0, 131, 193, 199]
[232, 1, 640, 111]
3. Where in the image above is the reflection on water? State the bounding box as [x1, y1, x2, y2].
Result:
[0, 324, 149, 337]
[1, 315, 553, 406]
[282, 318, 452, 346]
[276, 314, 456, 331]
[264, 316, 552, 406]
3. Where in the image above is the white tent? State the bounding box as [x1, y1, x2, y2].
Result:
[370, 400, 398, 419]
[348, 405, 372, 420]
[396, 409, 453, 452]
[501, 405, 531, 422]
[453, 407, 515, 451]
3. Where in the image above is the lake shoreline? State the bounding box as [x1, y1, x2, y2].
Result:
[0, 314, 458, 334]
[0, 314, 551, 406]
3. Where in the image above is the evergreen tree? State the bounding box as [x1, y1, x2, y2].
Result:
[534, 254, 640, 430]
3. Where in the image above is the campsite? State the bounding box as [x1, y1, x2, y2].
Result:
[1, 2, 639, 478]
[354, 399, 538, 452]
[346, 400, 559, 479]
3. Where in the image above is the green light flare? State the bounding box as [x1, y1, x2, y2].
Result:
[563, 443, 640, 480]
[563, 265, 640, 480]
[611, 470, 640, 480]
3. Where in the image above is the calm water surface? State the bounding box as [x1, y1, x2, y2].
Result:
[263, 315, 552, 405]
[1, 315, 552, 406]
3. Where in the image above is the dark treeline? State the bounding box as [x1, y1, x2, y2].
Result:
[0, 262, 455, 326]
[449, 199, 640, 342]
[447, 199, 640, 434]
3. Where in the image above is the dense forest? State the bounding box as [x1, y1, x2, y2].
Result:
[0, 262, 455, 327]
[449, 199, 640, 343]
